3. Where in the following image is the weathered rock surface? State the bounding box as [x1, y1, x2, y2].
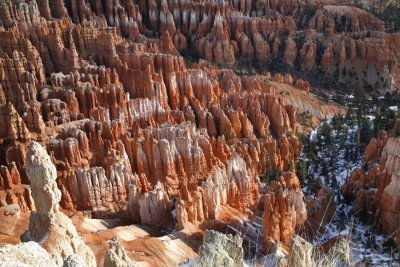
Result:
[376, 138, 400, 234]
[342, 132, 400, 246]
[281, 235, 350, 267]
[198, 230, 245, 267]
[263, 173, 307, 253]
[288, 235, 313, 267]
[305, 186, 336, 236]
[63, 254, 87, 267]
[104, 236, 136, 267]
[0, 204, 20, 236]
[22, 141, 96, 267]
[0, 241, 56, 267]
[0, 0, 372, 263]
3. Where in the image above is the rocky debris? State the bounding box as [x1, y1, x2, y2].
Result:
[21, 142, 96, 267]
[0, 241, 56, 267]
[198, 230, 245, 267]
[104, 236, 136, 267]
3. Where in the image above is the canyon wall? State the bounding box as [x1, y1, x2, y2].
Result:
[0, 0, 396, 261]
[0, 0, 322, 256]
[341, 129, 400, 245]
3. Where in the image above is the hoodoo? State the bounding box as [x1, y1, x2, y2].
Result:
[0, 0, 398, 265]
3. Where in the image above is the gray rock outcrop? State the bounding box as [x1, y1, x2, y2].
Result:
[0, 241, 56, 267]
[198, 230, 246, 267]
[288, 235, 313, 267]
[104, 236, 137, 267]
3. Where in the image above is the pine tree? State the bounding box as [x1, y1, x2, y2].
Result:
[321, 157, 329, 177]
[264, 156, 281, 183]
[296, 159, 307, 185]
[331, 176, 338, 190]
[354, 130, 361, 160]
[309, 177, 321, 195]
[360, 116, 372, 146]
[344, 145, 351, 160]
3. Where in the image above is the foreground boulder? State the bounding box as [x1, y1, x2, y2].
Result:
[21, 142, 96, 266]
[198, 230, 246, 267]
[63, 254, 87, 267]
[104, 236, 137, 267]
[286, 235, 350, 267]
[288, 236, 313, 267]
[0, 241, 55, 266]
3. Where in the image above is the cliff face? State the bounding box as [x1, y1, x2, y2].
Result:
[0, 0, 396, 94]
[0, 0, 319, 258]
[0, 0, 391, 262]
[263, 172, 307, 253]
[341, 130, 400, 244]
[127, 0, 398, 89]
[378, 138, 400, 234]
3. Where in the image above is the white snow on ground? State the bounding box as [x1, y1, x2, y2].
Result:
[309, 127, 318, 142]
[309, 119, 332, 142]
[302, 119, 399, 266]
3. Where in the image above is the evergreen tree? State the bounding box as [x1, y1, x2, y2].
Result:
[373, 107, 382, 137]
[321, 156, 329, 177]
[354, 130, 361, 160]
[328, 143, 338, 167]
[321, 122, 333, 143]
[344, 144, 351, 160]
[309, 177, 322, 195]
[264, 156, 281, 183]
[360, 117, 372, 146]
[296, 159, 307, 185]
[331, 176, 338, 189]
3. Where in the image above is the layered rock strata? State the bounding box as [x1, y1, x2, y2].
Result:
[0, 0, 376, 261]
[0, 0, 310, 253]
